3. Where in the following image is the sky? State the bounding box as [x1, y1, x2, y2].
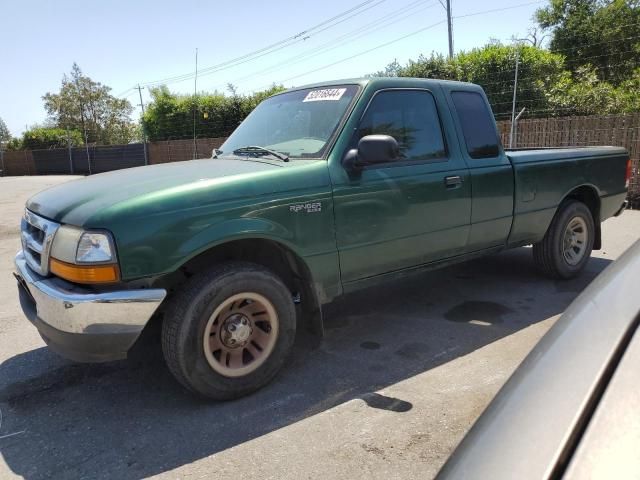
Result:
[0, 0, 544, 136]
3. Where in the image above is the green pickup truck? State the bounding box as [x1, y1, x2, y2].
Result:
[15, 78, 630, 399]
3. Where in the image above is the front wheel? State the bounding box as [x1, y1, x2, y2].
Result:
[161, 262, 296, 400]
[533, 200, 595, 279]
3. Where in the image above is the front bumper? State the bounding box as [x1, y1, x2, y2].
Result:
[14, 250, 166, 362]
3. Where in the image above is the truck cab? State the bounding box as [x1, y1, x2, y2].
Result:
[329, 79, 514, 284]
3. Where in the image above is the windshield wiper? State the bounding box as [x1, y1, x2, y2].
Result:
[232, 146, 289, 162]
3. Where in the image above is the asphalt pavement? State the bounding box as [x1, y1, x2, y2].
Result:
[0, 175, 638, 479]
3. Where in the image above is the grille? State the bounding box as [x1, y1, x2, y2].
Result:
[21, 210, 60, 276]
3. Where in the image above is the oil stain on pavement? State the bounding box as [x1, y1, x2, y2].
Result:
[444, 301, 512, 325]
[361, 393, 412, 412]
[360, 341, 381, 350]
[394, 342, 429, 360]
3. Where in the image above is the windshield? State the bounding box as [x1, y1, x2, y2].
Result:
[219, 85, 359, 159]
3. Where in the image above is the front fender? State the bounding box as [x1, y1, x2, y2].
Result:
[113, 190, 341, 303]
[175, 217, 304, 267]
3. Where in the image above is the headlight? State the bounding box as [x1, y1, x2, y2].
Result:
[49, 226, 119, 284]
[76, 232, 115, 263]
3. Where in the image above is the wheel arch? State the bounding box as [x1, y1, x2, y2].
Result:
[561, 184, 602, 250]
[159, 236, 324, 337]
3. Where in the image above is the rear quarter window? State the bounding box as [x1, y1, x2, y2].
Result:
[451, 91, 500, 159]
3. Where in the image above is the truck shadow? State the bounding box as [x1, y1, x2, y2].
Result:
[0, 248, 611, 479]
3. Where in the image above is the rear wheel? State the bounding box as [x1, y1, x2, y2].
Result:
[161, 262, 296, 400]
[533, 200, 595, 279]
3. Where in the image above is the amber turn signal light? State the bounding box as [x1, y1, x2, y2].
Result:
[49, 258, 120, 284]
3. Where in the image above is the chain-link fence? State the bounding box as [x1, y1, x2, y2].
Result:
[1, 143, 146, 176]
[0, 138, 226, 176]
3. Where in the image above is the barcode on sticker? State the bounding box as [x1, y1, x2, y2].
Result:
[303, 88, 347, 102]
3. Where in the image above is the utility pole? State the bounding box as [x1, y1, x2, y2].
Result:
[509, 48, 520, 149]
[66, 129, 74, 174]
[446, 0, 453, 59]
[439, 0, 454, 58]
[58, 101, 73, 174]
[84, 127, 92, 175]
[193, 47, 198, 160]
[512, 107, 526, 149]
[137, 84, 148, 165]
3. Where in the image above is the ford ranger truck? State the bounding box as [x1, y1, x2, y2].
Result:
[14, 78, 631, 400]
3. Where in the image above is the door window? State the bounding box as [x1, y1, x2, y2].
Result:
[355, 90, 447, 163]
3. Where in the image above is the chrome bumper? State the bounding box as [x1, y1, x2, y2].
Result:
[14, 250, 166, 362]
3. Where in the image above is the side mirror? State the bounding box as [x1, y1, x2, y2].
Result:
[343, 135, 399, 172]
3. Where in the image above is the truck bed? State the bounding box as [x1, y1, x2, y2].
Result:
[506, 146, 629, 246]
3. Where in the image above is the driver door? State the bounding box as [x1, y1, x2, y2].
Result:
[330, 88, 472, 284]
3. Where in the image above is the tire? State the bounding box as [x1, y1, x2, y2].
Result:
[161, 261, 296, 400]
[533, 200, 595, 279]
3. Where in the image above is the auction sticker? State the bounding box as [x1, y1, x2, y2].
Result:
[303, 88, 347, 102]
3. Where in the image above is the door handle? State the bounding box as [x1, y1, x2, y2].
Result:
[444, 175, 462, 189]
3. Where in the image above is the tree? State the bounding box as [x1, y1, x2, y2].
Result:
[511, 27, 549, 47]
[546, 66, 623, 115]
[536, 0, 640, 84]
[371, 39, 640, 117]
[0, 117, 10, 143]
[397, 53, 457, 80]
[6, 138, 22, 150]
[456, 45, 567, 118]
[368, 58, 403, 77]
[21, 127, 84, 150]
[617, 68, 640, 112]
[373, 45, 567, 118]
[143, 84, 285, 141]
[43, 63, 135, 145]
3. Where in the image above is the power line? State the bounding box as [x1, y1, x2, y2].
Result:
[546, 29, 640, 54]
[119, 9, 640, 99]
[141, 54, 638, 134]
[116, 87, 136, 98]
[182, 1, 391, 84]
[138, 0, 388, 88]
[213, 0, 437, 90]
[454, 0, 545, 19]
[377, 27, 640, 88]
[114, 16, 640, 99]
[439, 46, 640, 92]
[255, 0, 561, 90]
[140, 56, 640, 140]
[120, 7, 640, 137]
[263, 20, 447, 87]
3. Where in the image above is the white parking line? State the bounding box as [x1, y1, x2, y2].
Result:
[0, 407, 26, 441]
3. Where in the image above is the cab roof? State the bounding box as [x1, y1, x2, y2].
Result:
[284, 76, 479, 93]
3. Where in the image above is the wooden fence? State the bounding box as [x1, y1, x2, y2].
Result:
[147, 137, 226, 164]
[496, 113, 640, 203]
[1, 115, 638, 203]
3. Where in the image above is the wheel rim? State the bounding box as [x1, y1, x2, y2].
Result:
[203, 292, 279, 378]
[562, 216, 588, 266]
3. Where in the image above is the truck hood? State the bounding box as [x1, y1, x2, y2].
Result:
[26, 158, 282, 226]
